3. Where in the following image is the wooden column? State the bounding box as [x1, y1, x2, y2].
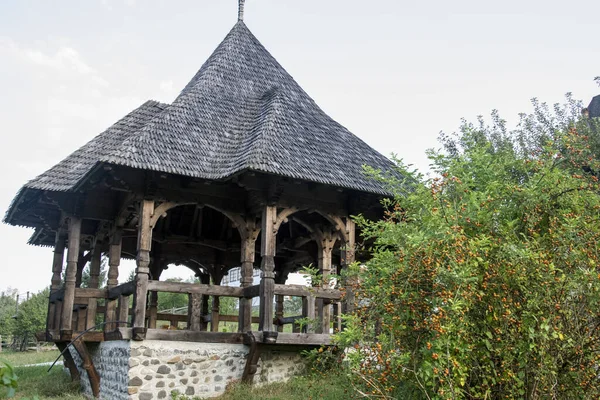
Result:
[316, 230, 336, 334]
[341, 219, 356, 315]
[133, 200, 154, 340]
[48, 232, 66, 332]
[86, 241, 102, 330]
[199, 274, 210, 331]
[259, 205, 277, 332]
[189, 293, 202, 331]
[105, 227, 122, 332]
[211, 293, 221, 333]
[239, 220, 259, 332]
[61, 217, 82, 338]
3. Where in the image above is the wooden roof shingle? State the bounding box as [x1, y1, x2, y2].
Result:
[5, 21, 398, 229]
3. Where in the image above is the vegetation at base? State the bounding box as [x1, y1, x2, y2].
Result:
[0, 351, 60, 367]
[167, 369, 354, 400]
[0, 365, 83, 400]
[335, 95, 600, 399]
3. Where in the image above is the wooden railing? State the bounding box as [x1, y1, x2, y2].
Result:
[45, 279, 342, 342]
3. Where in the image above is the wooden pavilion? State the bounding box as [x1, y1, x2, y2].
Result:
[4, 3, 397, 396]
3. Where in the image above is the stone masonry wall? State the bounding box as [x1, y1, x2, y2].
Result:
[69, 340, 305, 400]
[68, 340, 130, 400]
[128, 340, 305, 400]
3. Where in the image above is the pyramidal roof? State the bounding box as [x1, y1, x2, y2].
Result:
[16, 21, 397, 201]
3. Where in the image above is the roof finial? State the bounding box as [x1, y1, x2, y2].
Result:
[238, 0, 245, 21]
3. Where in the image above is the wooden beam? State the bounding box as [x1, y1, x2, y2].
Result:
[144, 329, 245, 343]
[87, 243, 101, 330]
[107, 281, 135, 300]
[61, 217, 82, 335]
[146, 280, 244, 297]
[133, 200, 153, 340]
[273, 284, 341, 300]
[72, 339, 101, 398]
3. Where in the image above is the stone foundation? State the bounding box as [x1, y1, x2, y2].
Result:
[69, 340, 305, 399]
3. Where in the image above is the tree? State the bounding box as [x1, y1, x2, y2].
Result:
[0, 289, 17, 339]
[13, 288, 49, 339]
[339, 98, 600, 399]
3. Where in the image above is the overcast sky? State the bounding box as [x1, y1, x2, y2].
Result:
[0, 0, 598, 294]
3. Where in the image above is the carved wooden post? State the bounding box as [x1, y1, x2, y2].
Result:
[75, 250, 86, 288]
[211, 294, 221, 332]
[86, 241, 102, 329]
[341, 219, 356, 316]
[239, 219, 259, 332]
[48, 232, 66, 332]
[316, 229, 336, 334]
[133, 200, 154, 340]
[189, 293, 201, 331]
[105, 226, 122, 332]
[199, 274, 210, 331]
[61, 217, 82, 339]
[259, 205, 277, 332]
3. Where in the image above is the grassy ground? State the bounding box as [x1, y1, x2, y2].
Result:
[0, 350, 84, 399]
[216, 372, 358, 400]
[4, 366, 85, 399]
[0, 350, 60, 367]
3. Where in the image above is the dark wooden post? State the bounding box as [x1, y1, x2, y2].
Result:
[189, 293, 202, 331]
[341, 219, 356, 316]
[199, 274, 210, 331]
[239, 219, 259, 332]
[105, 226, 122, 332]
[86, 241, 102, 329]
[259, 205, 277, 332]
[48, 232, 66, 332]
[133, 200, 154, 340]
[61, 217, 82, 339]
[316, 229, 336, 334]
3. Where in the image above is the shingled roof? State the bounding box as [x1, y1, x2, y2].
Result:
[6, 20, 398, 228]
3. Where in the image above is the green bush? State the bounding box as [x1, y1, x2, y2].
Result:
[338, 98, 600, 399]
[0, 360, 18, 398]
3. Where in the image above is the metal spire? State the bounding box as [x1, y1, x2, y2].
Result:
[238, 0, 245, 21]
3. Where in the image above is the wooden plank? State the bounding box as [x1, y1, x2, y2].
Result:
[210, 296, 220, 332]
[61, 217, 81, 334]
[273, 284, 341, 300]
[48, 233, 66, 331]
[49, 288, 66, 303]
[248, 331, 332, 346]
[148, 291, 158, 329]
[73, 288, 106, 299]
[242, 285, 260, 298]
[145, 329, 245, 343]
[72, 339, 101, 397]
[107, 281, 135, 299]
[86, 245, 102, 329]
[117, 295, 130, 329]
[147, 281, 244, 297]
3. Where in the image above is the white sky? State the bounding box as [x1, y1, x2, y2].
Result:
[0, 0, 598, 293]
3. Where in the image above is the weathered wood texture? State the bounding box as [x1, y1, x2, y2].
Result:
[61, 217, 82, 334]
[48, 232, 65, 331]
[72, 339, 101, 398]
[147, 280, 244, 296]
[86, 244, 102, 330]
[133, 200, 154, 340]
[259, 205, 277, 331]
[104, 227, 122, 332]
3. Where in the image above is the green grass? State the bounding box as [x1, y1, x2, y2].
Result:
[0, 366, 84, 400]
[0, 350, 60, 367]
[216, 371, 358, 400]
